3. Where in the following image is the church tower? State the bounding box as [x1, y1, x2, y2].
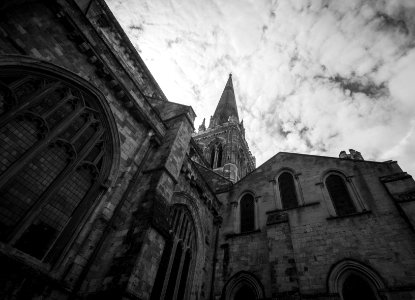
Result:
[193, 74, 256, 182]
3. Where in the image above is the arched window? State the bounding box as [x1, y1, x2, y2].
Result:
[221, 271, 265, 300]
[0, 68, 115, 263]
[210, 146, 215, 168]
[151, 205, 196, 300]
[278, 172, 298, 209]
[326, 174, 356, 216]
[240, 194, 255, 233]
[217, 144, 223, 168]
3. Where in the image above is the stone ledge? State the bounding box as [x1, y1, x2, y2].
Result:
[225, 229, 261, 239]
[394, 190, 415, 203]
[326, 210, 371, 220]
[266, 201, 320, 214]
[380, 172, 412, 183]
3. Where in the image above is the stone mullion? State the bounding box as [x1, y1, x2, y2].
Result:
[8, 127, 104, 245]
[69, 117, 95, 143]
[184, 255, 196, 300]
[8, 75, 32, 90]
[43, 180, 103, 263]
[41, 94, 78, 119]
[172, 246, 188, 300]
[160, 212, 184, 299]
[0, 105, 84, 187]
[177, 213, 186, 240]
[171, 208, 179, 229]
[0, 82, 63, 128]
[160, 239, 180, 300]
[92, 150, 104, 165]
[172, 209, 180, 232]
[181, 218, 189, 241]
[184, 227, 192, 246]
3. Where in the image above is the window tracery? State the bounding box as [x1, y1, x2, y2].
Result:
[151, 204, 196, 300]
[0, 69, 115, 262]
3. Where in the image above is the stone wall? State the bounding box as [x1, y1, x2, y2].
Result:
[215, 152, 415, 299]
[0, 1, 219, 299]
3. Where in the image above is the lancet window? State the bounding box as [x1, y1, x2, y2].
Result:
[240, 193, 255, 233]
[326, 174, 356, 216]
[278, 172, 299, 209]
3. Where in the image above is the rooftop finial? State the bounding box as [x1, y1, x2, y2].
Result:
[198, 117, 206, 132]
[229, 73, 232, 78]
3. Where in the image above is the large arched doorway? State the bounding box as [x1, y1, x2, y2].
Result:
[327, 259, 385, 300]
[342, 273, 377, 300]
[233, 284, 257, 300]
[221, 271, 264, 300]
[0, 61, 119, 264]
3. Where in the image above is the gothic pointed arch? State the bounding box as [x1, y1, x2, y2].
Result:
[151, 192, 204, 300]
[327, 259, 386, 300]
[221, 271, 265, 300]
[0, 56, 120, 263]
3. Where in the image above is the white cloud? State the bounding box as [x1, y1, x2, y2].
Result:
[106, 0, 415, 176]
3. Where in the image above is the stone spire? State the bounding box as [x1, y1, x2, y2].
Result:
[211, 73, 239, 126]
[198, 118, 206, 132]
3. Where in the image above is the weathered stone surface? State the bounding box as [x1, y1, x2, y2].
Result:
[1, 1, 415, 300]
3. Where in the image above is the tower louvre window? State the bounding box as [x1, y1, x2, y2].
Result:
[278, 172, 298, 209]
[240, 194, 255, 233]
[326, 174, 356, 216]
[210, 146, 215, 168]
[217, 144, 223, 167]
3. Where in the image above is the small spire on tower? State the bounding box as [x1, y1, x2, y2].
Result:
[198, 118, 206, 132]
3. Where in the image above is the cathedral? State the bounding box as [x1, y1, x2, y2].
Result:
[0, 1, 415, 300]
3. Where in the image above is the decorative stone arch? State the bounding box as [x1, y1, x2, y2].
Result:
[221, 271, 265, 300]
[169, 192, 206, 299]
[327, 259, 386, 300]
[0, 55, 121, 264]
[273, 167, 304, 209]
[318, 169, 366, 216]
[0, 55, 121, 185]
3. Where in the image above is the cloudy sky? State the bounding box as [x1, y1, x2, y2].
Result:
[106, 0, 415, 175]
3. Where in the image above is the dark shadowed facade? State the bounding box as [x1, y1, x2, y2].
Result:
[0, 1, 415, 300]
